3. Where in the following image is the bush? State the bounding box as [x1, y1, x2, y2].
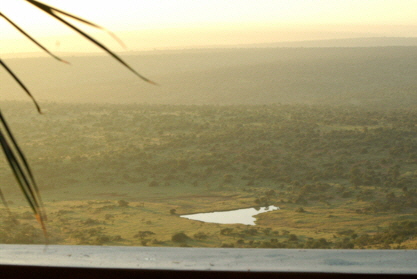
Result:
[82, 218, 99, 225]
[134, 231, 155, 239]
[240, 228, 258, 236]
[288, 234, 298, 241]
[112, 235, 122, 241]
[118, 200, 129, 207]
[93, 235, 110, 245]
[335, 237, 354, 249]
[105, 214, 114, 220]
[193, 231, 208, 240]
[172, 232, 190, 243]
[220, 228, 234, 235]
[295, 207, 306, 213]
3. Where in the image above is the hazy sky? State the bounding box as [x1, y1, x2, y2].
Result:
[2, 0, 417, 54]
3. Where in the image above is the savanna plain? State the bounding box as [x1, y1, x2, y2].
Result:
[1, 45, 417, 249]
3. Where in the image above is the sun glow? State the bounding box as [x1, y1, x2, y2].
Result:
[2, 0, 417, 55]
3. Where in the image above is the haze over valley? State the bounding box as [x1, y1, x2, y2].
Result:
[3, 41, 417, 108]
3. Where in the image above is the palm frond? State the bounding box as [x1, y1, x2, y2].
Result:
[0, 59, 42, 113]
[0, 13, 69, 64]
[26, 0, 157, 85]
[24, 1, 127, 49]
[0, 111, 47, 240]
[0, 188, 13, 217]
[1, 0, 156, 240]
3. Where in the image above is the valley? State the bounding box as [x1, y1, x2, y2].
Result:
[1, 102, 416, 249]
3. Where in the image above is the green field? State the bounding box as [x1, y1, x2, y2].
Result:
[1, 101, 417, 249]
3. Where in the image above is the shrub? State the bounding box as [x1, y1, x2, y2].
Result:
[194, 232, 208, 240]
[220, 228, 234, 235]
[172, 232, 190, 243]
[295, 207, 306, 213]
[152, 238, 163, 245]
[288, 234, 298, 241]
[134, 231, 155, 239]
[93, 235, 110, 245]
[112, 235, 122, 241]
[335, 237, 354, 249]
[118, 200, 129, 207]
[241, 228, 258, 236]
[105, 214, 114, 220]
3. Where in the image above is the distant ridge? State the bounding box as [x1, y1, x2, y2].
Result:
[250, 37, 417, 48]
[4, 46, 417, 108]
[4, 37, 417, 59]
[135, 37, 417, 52]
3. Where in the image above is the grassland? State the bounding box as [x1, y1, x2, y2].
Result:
[1, 101, 417, 249]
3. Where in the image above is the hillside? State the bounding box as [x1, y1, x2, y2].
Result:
[2, 46, 417, 108]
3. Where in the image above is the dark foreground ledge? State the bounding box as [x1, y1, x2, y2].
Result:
[1, 245, 416, 278]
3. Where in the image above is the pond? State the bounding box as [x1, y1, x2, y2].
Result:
[180, 205, 279, 225]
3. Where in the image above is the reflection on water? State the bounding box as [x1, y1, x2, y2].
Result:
[180, 205, 279, 225]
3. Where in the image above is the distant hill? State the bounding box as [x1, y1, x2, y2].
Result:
[4, 37, 417, 59]
[247, 37, 417, 48]
[2, 46, 417, 108]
